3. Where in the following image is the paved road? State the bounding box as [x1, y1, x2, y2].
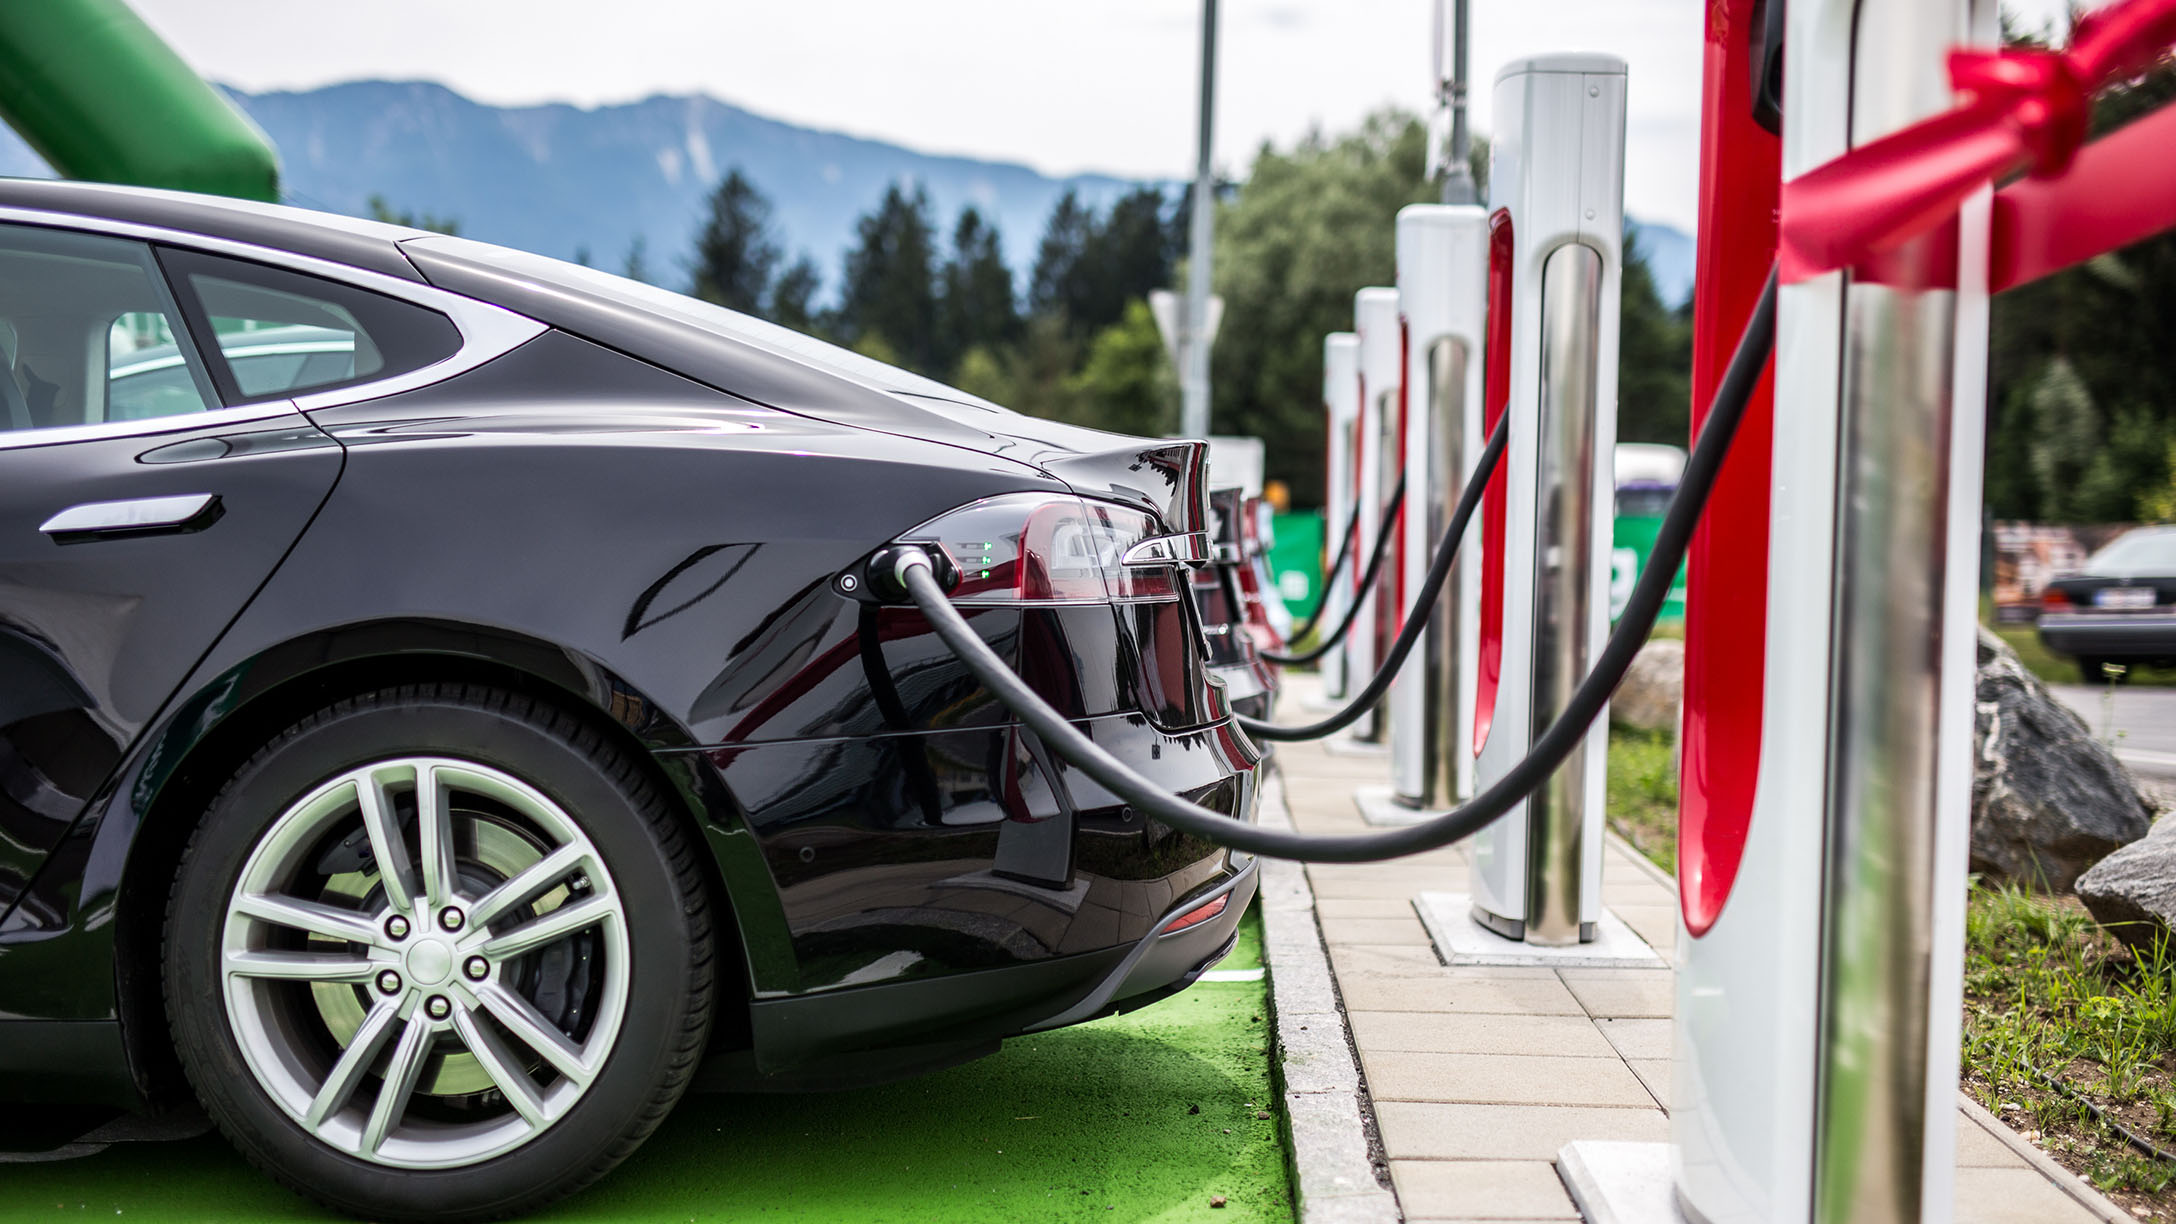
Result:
[2049, 683, 2176, 783]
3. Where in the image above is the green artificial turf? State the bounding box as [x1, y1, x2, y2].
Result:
[1, 913, 1290, 1223]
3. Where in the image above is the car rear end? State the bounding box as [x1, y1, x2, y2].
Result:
[388, 233, 1261, 1074]
[1189, 487, 1279, 721]
[2037, 527, 2176, 678]
[731, 444, 1262, 1063]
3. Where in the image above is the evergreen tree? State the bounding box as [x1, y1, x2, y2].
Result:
[836, 184, 942, 374]
[938, 207, 1021, 371]
[1075, 187, 1177, 335]
[688, 169, 781, 313]
[1028, 190, 1095, 326]
[621, 235, 651, 284]
[1617, 230, 1693, 444]
[769, 254, 822, 334]
[1024, 188, 1180, 339]
[1984, 37, 2176, 522]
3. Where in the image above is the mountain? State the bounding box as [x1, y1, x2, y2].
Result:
[0, 80, 1140, 294]
[0, 78, 1694, 306]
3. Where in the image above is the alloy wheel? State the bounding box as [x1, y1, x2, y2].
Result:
[218, 756, 629, 1169]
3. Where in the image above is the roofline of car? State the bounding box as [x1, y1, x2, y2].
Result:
[0, 202, 543, 451]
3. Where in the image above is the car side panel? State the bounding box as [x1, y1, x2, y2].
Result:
[114, 335, 1074, 997]
[0, 413, 343, 939]
[694, 708, 1252, 995]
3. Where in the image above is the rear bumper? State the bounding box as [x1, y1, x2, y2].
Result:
[1027, 851, 1259, 1030]
[711, 712, 1262, 1079]
[730, 848, 1260, 1085]
[2037, 613, 2176, 660]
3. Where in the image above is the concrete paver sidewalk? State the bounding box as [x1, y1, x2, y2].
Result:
[1265, 679, 2127, 1224]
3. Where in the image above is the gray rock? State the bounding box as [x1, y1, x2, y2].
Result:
[1973, 628, 2152, 892]
[2077, 814, 2176, 954]
[1612, 638, 1683, 735]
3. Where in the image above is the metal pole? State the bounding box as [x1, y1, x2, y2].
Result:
[1437, 0, 1477, 205]
[1182, 0, 1218, 440]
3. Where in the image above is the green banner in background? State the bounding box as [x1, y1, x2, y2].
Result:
[1266, 508, 1685, 628]
[1269, 510, 1326, 619]
[1612, 513, 1687, 625]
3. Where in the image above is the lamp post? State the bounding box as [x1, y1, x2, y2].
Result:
[1180, 0, 1219, 441]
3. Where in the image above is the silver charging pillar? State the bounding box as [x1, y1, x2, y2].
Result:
[1669, 2, 1992, 1221]
[1349, 287, 1401, 743]
[1467, 54, 1625, 945]
[1320, 332, 1359, 700]
[1391, 205, 1488, 807]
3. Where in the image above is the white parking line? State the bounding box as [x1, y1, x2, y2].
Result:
[1201, 967, 1265, 982]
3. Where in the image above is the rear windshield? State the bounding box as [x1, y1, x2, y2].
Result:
[399, 235, 1000, 409]
[2086, 528, 2176, 577]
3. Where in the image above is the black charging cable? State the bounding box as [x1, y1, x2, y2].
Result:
[878, 266, 1775, 863]
[1240, 420, 1501, 740]
[1264, 472, 1406, 665]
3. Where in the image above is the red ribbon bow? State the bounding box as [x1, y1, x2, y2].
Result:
[1779, 0, 2176, 284]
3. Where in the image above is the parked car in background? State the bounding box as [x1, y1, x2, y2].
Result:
[1192, 486, 1279, 720]
[0, 179, 1259, 1221]
[2037, 524, 2176, 681]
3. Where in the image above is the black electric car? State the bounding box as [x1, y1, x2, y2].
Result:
[0, 181, 1260, 1219]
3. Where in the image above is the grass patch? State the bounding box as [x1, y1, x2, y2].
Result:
[1602, 729, 2176, 1215]
[1963, 883, 2176, 1217]
[1605, 726, 1678, 875]
[0, 916, 1292, 1223]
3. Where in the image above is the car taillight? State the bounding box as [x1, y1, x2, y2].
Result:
[903, 493, 1185, 606]
[1166, 892, 1229, 933]
[2042, 587, 2073, 611]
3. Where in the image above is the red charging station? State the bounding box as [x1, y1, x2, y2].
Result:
[1560, 0, 2176, 1220]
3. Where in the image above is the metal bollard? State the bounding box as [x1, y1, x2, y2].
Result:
[1320, 332, 1359, 700]
[1466, 54, 1625, 947]
[1391, 205, 1489, 807]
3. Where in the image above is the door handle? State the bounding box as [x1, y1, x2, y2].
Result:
[40, 493, 222, 542]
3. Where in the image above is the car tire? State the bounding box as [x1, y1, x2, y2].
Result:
[2078, 657, 2126, 685]
[164, 684, 713, 1221]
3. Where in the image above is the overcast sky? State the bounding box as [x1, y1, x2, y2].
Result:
[130, 0, 2080, 236]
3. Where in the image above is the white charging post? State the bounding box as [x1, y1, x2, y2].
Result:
[1350, 287, 1400, 743]
[1466, 54, 1624, 945]
[1320, 332, 1359, 700]
[1391, 205, 1488, 807]
[1665, 2, 1992, 1221]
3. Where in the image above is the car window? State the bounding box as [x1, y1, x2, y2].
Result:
[0, 224, 219, 434]
[405, 234, 1005, 409]
[2086, 530, 2176, 577]
[158, 247, 460, 405]
[230, 350, 312, 398]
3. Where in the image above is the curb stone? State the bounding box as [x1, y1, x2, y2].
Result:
[1956, 1095, 2129, 1223]
[1602, 833, 2130, 1222]
[1258, 768, 1403, 1224]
